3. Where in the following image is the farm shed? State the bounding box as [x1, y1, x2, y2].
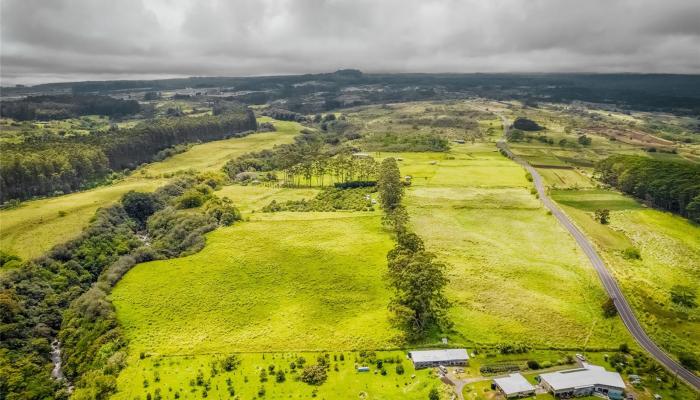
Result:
[493, 373, 536, 398]
[408, 349, 469, 369]
[538, 363, 625, 399]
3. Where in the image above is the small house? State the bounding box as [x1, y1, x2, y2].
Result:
[493, 373, 536, 398]
[357, 366, 370, 372]
[408, 349, 469, 369]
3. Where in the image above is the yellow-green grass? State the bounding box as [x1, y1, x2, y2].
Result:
[216, 185, 320, 213]
[0, 179, 167, 261]
[551, 189, 642, 212]
[377, 143, 531, 189]
[401, 146, 630, 349]
[111, 213, 397, 355]
[0, 118, 300, 260]
[113, 351, 445, 400]
[138, 117, 298, 178]
[537, 168, 595, 189]
[552, 190, 700, 357]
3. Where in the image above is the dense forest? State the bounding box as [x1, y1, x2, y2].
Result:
[596, 155, 700, 222]
[0, 108, 256, 202]
[0, 175, 242, 399]
[0, 95, 140, 121]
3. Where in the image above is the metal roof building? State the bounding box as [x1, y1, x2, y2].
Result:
[493, 373, 536, 398]
[408, 349, 469, 369]
[539, 363, 626, 399]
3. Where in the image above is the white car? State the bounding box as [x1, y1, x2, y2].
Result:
[575, 354, 586, 361]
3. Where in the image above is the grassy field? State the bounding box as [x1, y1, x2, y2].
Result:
[502, 101, 700, 166]
[215, 185, 320, 213]
[111, 204, 448, 398]
[382, 143, 528, 188]
[388, 144, 632, 350]
[551, 189, 700, 358]
[0, 118, 299, 260]
[536, 168, 595, 189]
[112, 212, 397, 354]
[0, 178, 167, 261]
[22, 101, 694, 397]
[108, 141, 640, 397]
[113, 351, 445, 400]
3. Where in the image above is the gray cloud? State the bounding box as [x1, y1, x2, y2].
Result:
[1, 0, 699, 85]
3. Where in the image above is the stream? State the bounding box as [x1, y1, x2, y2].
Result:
[50, 340, 73, 392]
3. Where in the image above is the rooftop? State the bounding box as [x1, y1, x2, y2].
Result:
[409, 349, 469, 363]
[539, 363, 625, 391]
[494, 373, 535, 395]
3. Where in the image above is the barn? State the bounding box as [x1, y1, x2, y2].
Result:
[408, 349, 469, 369]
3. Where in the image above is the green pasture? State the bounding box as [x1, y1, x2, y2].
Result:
[536, 168, 594, 189]
[397, 147, 631, 349]
[551, 189, 642, 212]
[111, 212, 397, 355]
[552, 190, 700, 357]
[139, 117, 298, 178]
[0, 118, 299, 260]
[113, 351, 444, 400]
[216, 185, 320, 213]
[0, 178, 166, 261]
[377, 144, 530, 188]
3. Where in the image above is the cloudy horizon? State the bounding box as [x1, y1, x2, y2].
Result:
[2, 0, 700, 86]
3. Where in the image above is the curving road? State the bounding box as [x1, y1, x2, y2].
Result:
[496, 115, 700, 391]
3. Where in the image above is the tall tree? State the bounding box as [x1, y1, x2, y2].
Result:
[377, 157, 403, 211]
[386, 231, 451, 339]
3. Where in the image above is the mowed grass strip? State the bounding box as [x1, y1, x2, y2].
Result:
[0, 118, 299, 260]
[111, 213, 398, 355]
[552, 189, 643, 211]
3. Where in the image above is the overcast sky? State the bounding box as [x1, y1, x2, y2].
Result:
[2, 0, 700, 85]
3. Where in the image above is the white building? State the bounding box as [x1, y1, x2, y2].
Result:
[493, 373, 536, 398]
[538, 363, 626, 399]
[408, 349, 469, 369]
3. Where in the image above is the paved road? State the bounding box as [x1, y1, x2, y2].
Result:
[496, 115, 700, 391]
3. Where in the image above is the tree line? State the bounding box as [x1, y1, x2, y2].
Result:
[595, 155, 700, 222]
[377, 158, 452, 340]
[0, 94, 140, 121]
[1, 108, 256, 202]
[0, 174, 243, 399]
[223, 117, 370, 187]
